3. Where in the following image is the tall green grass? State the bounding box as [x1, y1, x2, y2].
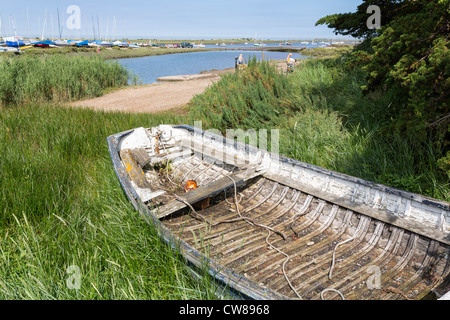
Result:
[188, 56, 449, 201]
[0, 51, 447, 300]
[0, 104, 223, 299]
[0, 54, 133, 106]
[188, 57, 299, 131]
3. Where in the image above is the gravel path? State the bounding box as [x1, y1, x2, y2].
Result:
[68, 69, 233, 114]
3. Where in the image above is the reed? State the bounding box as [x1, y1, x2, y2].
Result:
[188, 56, 298, 131]
[187, 56, 449, 201]
[0, 104, 225, 299]
[0, 54, 133, 106]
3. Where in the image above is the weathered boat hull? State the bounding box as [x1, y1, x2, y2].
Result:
[107, 125, 450, 300]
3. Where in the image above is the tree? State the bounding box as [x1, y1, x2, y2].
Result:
[316, 0, 404, 40]
[317, 0, 449, 173]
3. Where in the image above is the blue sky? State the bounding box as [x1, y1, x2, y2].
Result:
[0, 0, 363, 40]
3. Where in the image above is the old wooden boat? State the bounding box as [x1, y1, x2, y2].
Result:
[107, 124, 450, 300]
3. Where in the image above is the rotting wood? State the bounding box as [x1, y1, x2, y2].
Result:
[110, 126, 450, 300]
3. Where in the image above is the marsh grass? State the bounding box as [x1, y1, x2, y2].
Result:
[1, 50, 448, 300]
[0, 54, 133, 106]
[0, 104, 224, 299]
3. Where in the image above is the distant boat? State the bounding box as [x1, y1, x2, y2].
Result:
[100, 41, 113, 47]
[32, 40, 56, 48]
[54, 40, 72, 47]
[6, 40, 26, 48]
[75, 40, 91, 47]
[112, 40, 129, 47]
[0, 46, 21, 52]
[219, 43, 226, 47]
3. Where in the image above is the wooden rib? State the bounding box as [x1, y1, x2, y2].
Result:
[267, 190, 301, 221]
[209, 187, 292, 253]
[381, 240, 440, 300]
[179, 180, 278, 239]
[180, 160, 207, 182]
[231, 201, 332, 274]
[234, 177, 267, 203]
[241, 182, 280, 213]
[169, 155, 193, 175]
[268, 210, 355, 288]
[320, 227, 405, 300]
[212, 187, 289, 242]
[415, 251, 450, 300]
[233, 198, 324, 274]
[199, 163, 229, 185]
[190, 160, 218, 181]
[194, 184, 285, 246]
[289, 196, 320, 236]
[361, 233, 419, 300]
[303, 221, 385, 299]
[279, 215, 372, 295]
[295, 219, 385, 298]
[261, 210, 355, 288]
[194, 191, 307, 257]
[214, 189, 301, 252]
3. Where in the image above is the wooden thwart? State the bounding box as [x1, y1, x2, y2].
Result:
[154, 167, 266, 220]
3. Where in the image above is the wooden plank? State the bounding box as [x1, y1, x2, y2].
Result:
[263, 173, 450, 246]
[119, 149, 151, 189]
[154, 167, 265, 220]
[130, 148, 152, 168]
[149, 149, 192, 165]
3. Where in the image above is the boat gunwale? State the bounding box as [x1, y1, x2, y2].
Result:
[173, 124, 449, 212]
[173, 125, 450, 245]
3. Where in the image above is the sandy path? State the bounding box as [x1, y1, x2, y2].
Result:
[68, 69, 233, 114]
[68, 61, 290, 114]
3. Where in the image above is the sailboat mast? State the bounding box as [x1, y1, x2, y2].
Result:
[92, 16, 96, 40]
[57, 8, 62, 40]
[41, 10, 47, 41]
[10, 15, 20, 48]
[26, 7, 30, 39]
[0, 12, 3, 42]
[51, 13, 54, 40]
[97, 15, 100, 41]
